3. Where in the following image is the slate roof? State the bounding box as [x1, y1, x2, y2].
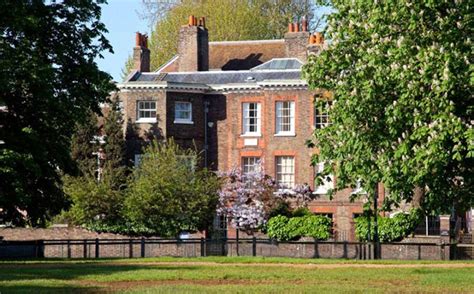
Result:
[134, 69, 302, 85]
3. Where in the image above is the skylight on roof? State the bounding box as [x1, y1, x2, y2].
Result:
[250, 58, 303, 71]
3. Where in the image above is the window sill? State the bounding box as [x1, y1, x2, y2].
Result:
[240, 133, 261, 138]
[136, 119, 157, 124]
[174, 120, 194, 125]
[274, 133, 296, 137]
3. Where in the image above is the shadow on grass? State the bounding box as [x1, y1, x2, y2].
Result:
[0, 263, 199, 282]
[0, 284, 100, 294]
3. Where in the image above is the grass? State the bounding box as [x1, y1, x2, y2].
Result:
[0, 257, 473, 293]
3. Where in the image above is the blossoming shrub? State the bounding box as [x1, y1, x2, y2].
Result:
[217, 168, 279, 232]
[267, 214, 332, 241]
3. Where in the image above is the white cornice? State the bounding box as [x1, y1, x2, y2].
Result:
[117, 80, 307, 93]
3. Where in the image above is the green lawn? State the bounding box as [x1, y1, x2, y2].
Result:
[0, 257, 473, 293]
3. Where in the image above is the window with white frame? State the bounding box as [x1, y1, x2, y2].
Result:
[174, 102, 193, 123]
[315, 100, 332, 129]
[275, 101, 295, 135]
[241, 157, 261, 175]
[276, 156, 295, 189]
[314, 162, 334, 194]
[137, 101, 157, 122]
[242, 102, 261, 135]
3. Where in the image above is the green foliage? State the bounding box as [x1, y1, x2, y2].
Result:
[292, 207, 312, 217]
[304, 1, 473, 213]
[266, 215, 291, 240]
[61, 172, 125, 226]
[268, 202, 292, 219]
[124, 0, 321, 75]
[124, 139, 220, 237]
[62, 99, 128, 227]
[267, 214, 332, 241]
[0, 1, 115, 226]
[355, 211, 421, 242]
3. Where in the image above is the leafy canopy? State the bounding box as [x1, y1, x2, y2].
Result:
[124, 139, 220, 237]
[303, 0, 473, 214]
[0, 0, 115, 226]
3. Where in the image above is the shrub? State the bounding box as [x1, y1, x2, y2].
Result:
[266, 215, 291, 241]
[355, 210, 421, 242]
[267, 214, 331, 241]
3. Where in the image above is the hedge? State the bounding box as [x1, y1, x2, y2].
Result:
[266, 214, 332, 241]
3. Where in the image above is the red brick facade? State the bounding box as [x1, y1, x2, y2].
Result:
[118, 19, 375, 241]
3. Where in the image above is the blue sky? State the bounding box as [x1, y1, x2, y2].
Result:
[96, 1, 332, 82]
[97, 0, 148, 82]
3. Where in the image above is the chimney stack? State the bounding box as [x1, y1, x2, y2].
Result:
[133, 32, 150, 72]
[307, 32, 325, 56]
[177, 15, 209, 72]
[284, 20, 310, 62]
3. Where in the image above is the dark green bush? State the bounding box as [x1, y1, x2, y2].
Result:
[291, 207, 312, 217]
[354, 210, 421, 242]
[267, 214, 331, 241]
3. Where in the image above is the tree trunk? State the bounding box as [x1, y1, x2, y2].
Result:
[413, 186, 425, 209]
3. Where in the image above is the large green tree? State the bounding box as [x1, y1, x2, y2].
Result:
[124, 139, 220, 237]
[124, 0, 322, 76]
[0, 0, 115, 226]
[303, 1, 473, 214]
[61, 99, 128, 226]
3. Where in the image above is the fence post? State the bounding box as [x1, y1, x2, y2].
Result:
[236, 229, 240, 257]
[67, 240, 71, 259]
[129, 239, 133, 258]
[95, 238, 99, 258]
[314, 239, 319, 258]
[440, 242, 445, 260]
[200, 237, 205, 257]
[252, 237, 257, 257]
[83, 240, 87, 258]
[140, 237, 145, 258]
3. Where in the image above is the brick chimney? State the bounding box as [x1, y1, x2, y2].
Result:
[133, 32, 150, 72]
[177, 15, 209, 72]
[307, 32, 325, 56]
[284, 19, 310, 62]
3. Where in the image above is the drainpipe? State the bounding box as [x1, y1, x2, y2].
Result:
[204, 100, 210, 168]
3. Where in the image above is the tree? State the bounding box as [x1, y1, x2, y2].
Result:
[70, 111, 100, 176]
[123, 0, 322, 76]
[303, 1, 473, 215]
[0, 1, 115, 226]
[102, 99, 127, 189]
[61, 99, 128, 227]
[217, 168, 279, 232]
[124, 139, 220, 237]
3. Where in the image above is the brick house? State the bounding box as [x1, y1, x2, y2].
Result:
[116, 16, 454, 241]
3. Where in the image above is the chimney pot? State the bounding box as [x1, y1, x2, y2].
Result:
[135, 32, 141, 47]
[294, 22, 299, 32]
[193, 15, 197, 26]
[201, 17, 206, 28]
[288, 23, 293, 33]
[314, 32, 324, 44]
[302, 19, 308, 32]
[188, 15, 194, 26]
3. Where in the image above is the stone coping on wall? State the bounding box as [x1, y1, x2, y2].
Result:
[0, 227, 204, 241]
